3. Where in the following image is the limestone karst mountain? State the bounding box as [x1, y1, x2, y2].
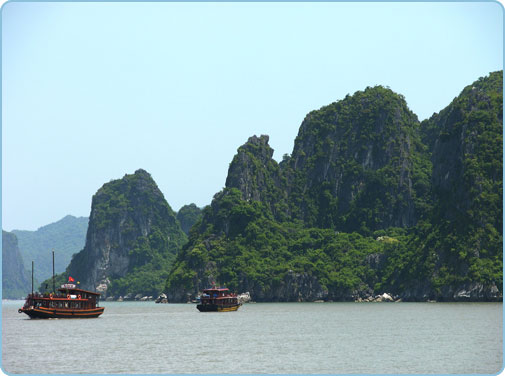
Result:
[41, 169, 187, 297]
[165, 71, 502, 302]
[37, 72, 502, 302]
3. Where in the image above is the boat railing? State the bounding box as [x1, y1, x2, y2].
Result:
[26, 292, 86, 300]
[26, 293, 47, 299]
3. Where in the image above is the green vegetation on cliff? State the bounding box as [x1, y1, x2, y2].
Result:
[285, 85, 431, 234]
[376, 72, 503, 299]
[176, 204, 203, 235]
[411, 70, 502, 296]
[166, 188, 410, 301]
[226, 135, 290, 221]
[166, 71, 502, 302]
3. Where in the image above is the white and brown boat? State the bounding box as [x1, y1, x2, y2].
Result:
[18, 252, 104, 319]
[18, 284, 104, 319]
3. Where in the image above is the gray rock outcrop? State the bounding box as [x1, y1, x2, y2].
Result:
[64, 169, 186, 297]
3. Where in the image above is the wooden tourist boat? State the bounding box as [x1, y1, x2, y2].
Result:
[18, 252, 104, 319]
[18, 283, 104, 319]
[197, 287, 241, 312]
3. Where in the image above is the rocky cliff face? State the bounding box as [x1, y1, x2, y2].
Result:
[240, 270, 328, 302]
[427, 71, 502, 228]
[2, 231, 31, 299]
[225, 135, 289, 221]
[64, 169, 187, 296]
[406, 71, 503, 301]
[286, 86, 430, 232]
[214, 89, 430, 235]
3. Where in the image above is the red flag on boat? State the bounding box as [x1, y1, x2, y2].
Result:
[68, 276, 75, 282]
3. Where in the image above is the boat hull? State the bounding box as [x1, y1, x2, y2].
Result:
[19, 306, 104, 319]
[197, 303, 241, 312]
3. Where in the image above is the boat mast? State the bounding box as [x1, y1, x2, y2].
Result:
[31, 261, 34, 296]
[52, 250, 55, 294]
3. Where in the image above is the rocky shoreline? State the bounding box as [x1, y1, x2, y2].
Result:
[105, 293, 154, 302]
[102, 288, 502, 303]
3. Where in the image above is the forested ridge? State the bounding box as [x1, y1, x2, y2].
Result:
[166, 71, 502, 302]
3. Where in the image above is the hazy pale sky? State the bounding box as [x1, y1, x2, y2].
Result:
[2, 2, 503, 231]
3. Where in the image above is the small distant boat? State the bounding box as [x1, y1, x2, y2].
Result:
[18, 284, 104, 319]
[197, 287, 241, 312]
[18, 251, 104, 319]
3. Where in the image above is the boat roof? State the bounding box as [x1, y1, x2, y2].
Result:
[57, 285, 101, 296]
[202, 287, 230, 293]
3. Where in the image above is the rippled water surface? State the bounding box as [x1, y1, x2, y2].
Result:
[2, 300, 502, 374]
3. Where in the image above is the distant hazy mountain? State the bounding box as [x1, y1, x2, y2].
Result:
[12, 215, 88, 283]
[2, 231, 31, 299]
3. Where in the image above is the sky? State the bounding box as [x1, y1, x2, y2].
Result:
[2, 2, 503, 231]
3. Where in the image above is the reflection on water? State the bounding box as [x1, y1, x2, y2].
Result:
[2, 300, 502, 374]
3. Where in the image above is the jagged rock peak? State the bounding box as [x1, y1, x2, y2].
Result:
[132, 168, 150, 178]
[66, 169, 186, 296]
[224, 134, 287, 218]
[237, 134, 273, 160]
[94, 168, 165, 204]
[246, 134, 270, 145]
[225, 134, 275, 194]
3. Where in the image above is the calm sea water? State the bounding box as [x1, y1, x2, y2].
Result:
[2, 300, 502, 374]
